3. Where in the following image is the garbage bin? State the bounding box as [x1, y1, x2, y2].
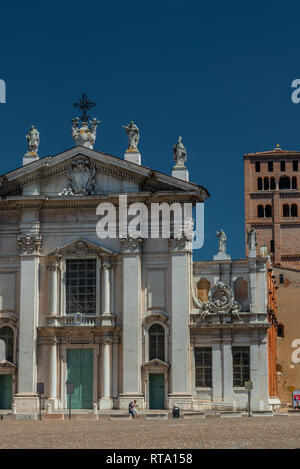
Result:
[173, 406, 180, 418]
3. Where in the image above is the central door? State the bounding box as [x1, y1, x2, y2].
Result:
[0, 375, 12, 409]
[149, 374, 165, 409]
[67, 349, 93, 409]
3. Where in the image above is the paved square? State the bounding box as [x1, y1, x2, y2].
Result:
[0, 416, 300, 449]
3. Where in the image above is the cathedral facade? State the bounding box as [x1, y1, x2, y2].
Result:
[0, 115, 277, 413]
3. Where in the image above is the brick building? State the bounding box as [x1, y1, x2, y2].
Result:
[244, 145, 300, 268]
[244, 145, 300, 405]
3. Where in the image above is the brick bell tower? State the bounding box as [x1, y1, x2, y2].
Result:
[244, 145, 300, 268]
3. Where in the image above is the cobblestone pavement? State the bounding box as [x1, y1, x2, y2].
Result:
[0, 415, 300, 449]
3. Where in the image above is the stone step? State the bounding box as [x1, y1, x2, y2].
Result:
[15, 413, 37, 420]
[110, 416, 132, 421]
[146, 413, 168, 420]
[183, 412, 205, 419]
[251, 411, 273, 417]
[221, 412, 242, 418]
[205, 412, 221, 418]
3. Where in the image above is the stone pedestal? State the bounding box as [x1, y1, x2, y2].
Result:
[213, 251, 231, 261]
[14, 394, 39, 413]
[23, 151, 39, 166]
[118, 394, 144, 410]
[172, 165, 189, 181]
[124, 150, 141, 165]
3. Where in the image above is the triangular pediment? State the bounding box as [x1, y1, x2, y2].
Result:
[47, 237, 114, 258]
[0, 359, 16, 369]
[142, 358, 169, 368]
[0, 146, 209, 200]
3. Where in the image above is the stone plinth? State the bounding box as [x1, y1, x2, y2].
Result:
[124, 150, 141, 165]
[172, 165, 189, 181]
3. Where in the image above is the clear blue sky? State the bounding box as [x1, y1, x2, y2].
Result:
[1, 1, 300, 260]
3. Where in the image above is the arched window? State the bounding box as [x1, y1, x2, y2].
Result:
[149, 324, 165, 361]
[257, 205, 264, 218]
[291, 204, 298, 217]
[283, 204, 290, 217]
[292, 177, 297, 189]
[197, 278, 210, 302]
[265, 205, 272, 217]
[279, 176, 290, 190]
[0, 326, 14, 362]
[264, 177, 269, 190]
[257, 178, 263, 191]
[270, 177, 276, 190]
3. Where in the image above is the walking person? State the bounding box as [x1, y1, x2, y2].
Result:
[129, 401, 135, 419]
[133, 400, 139, 418]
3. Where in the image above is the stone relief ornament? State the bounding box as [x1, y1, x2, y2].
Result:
[173, 136, 186, 167]
[59, 156, 96, 196]
[25, 125, 40, 154]
[71, 117, 100, 149]
[199, 281, 241, 320]
[17, 234, 42, 255]
[247, 228, 257, 251]
[123, 121, 140, 151]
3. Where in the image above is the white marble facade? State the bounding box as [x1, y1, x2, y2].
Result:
[0, 143, 271, 412]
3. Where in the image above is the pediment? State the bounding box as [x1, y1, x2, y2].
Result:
[142, 358, 169, 369]
[47, 237, 114, 259]
[0, 146, 208, 200]
[0, 360, 16, 369]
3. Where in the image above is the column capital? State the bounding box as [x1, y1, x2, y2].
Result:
[17, 233, 42, 255]
[168, 235, 192, 253]
[120, 235, 143, 253]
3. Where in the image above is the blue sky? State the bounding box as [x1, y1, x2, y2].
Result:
[1, 1, 300, 260]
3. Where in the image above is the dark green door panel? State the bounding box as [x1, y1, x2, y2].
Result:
[67, 349, 93, 409]
[149, 374, 164, 409]
[0, 375, 12, 409]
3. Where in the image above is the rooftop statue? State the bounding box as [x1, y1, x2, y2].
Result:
[123, 121, 140, 151]
[173, 136, 186, 167]
[26, 125, 39, 155]
[216, 229, 227, 253]
[71, 117, 100, 149]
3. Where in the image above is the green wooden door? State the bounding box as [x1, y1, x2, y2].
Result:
[67, 349, 93, 409]
[149, 374, 165, 409]
[0, 375, 12, 409]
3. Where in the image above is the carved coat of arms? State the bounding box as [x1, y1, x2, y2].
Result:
[59, 156, 96, 195]
[199, 281, 241, 320]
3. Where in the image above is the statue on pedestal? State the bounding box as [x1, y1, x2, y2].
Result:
[123, 121, 140, 151]
[173, 136, 186, 167]
[216, 229, 227, 253]
[71, 117, 100, 149]
[25, 125, 39, 155]
[247, 228, 257, 251]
